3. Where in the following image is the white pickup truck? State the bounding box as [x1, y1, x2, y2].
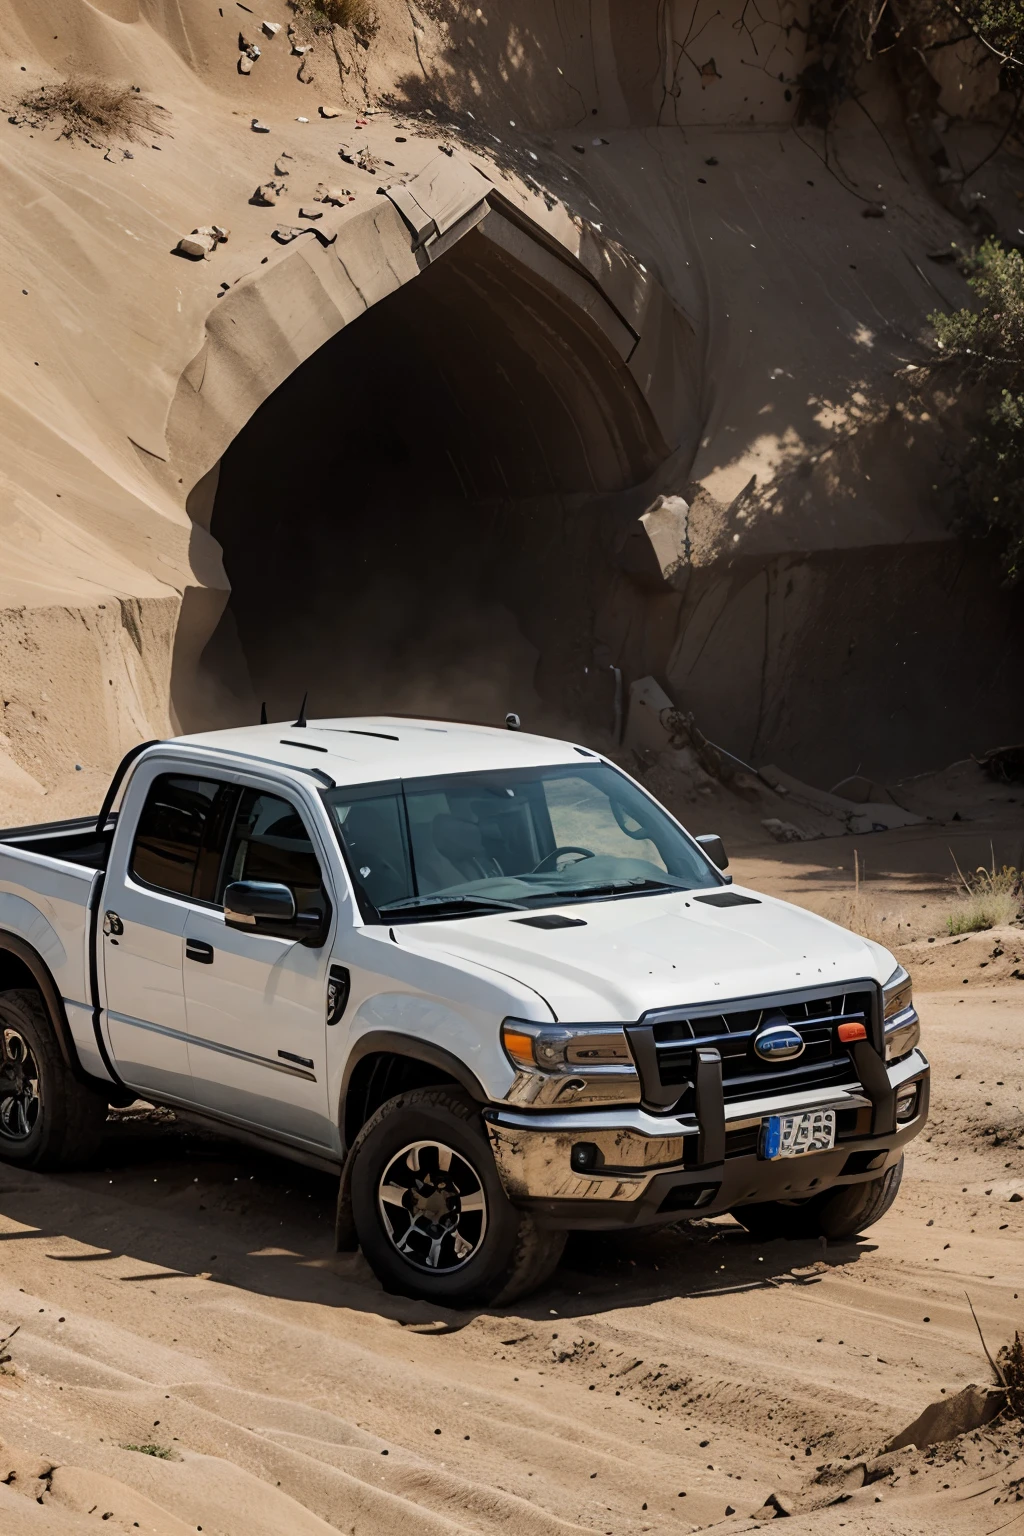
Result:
[0, 717, 928, 1304]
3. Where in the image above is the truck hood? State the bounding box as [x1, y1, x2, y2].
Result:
[398, 887, 892, 1021]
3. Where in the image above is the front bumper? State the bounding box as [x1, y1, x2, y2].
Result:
[483, 1048, 930, 1230]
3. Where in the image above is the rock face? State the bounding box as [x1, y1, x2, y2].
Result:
[0, 0, 1021, 813]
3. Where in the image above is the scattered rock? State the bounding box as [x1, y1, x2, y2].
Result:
[272, 224, 308, 243]
[251, 118, 271, 133]
[762, 818, 807, 843]
[194, 224, 229, 243]
[886, 1383, 1005, 1451]
[299, 206, 323, 219]
[239, 34, 261, 59]
[273, 158, 292, 175]
[319, 105, 341, 118]
[251, 180, 286, 204]
[298, 56, 314, 83]
[238, 55, 253, 74]
[103, 147, 134, 163]
[1010, 1192, 1023, 1202]
[262, 19, 281, 36]
[292, 42, 310, 55]
[313, 183, 352, 204]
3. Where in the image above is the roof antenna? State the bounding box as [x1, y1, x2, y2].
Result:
[259, 702, 268, 725]
[294, 692, 308, 729]
[505, 712, 521, 731]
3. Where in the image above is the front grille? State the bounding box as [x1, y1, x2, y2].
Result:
[642, 986, 874, 1114]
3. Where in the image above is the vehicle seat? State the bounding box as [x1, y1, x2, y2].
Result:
[431, 813, 503, 883]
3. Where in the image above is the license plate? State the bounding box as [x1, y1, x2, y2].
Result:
[760, 1108, 836, 1160]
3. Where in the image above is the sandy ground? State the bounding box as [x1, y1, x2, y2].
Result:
[0, 826, 1021, 1536]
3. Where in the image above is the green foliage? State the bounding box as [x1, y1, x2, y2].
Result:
[931, 241, 1024, 580]
[799, 0, 1024, 123]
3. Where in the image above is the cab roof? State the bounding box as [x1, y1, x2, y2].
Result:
[172, 716, 595, 788]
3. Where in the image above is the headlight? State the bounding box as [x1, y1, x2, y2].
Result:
[883, 965, 913, 1020]
[500, 1019, 640, 1107]
[882, 965, 920, 1062]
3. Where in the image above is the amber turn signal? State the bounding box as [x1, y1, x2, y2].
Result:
[837, 1021, 867, 1043]
[500, 1025, 537, 1069]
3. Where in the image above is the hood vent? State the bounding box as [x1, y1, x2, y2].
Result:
[514, 913, 588, 929]
[695, 891, 760, 908]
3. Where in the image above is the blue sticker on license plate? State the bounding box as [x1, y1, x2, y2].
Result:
[760, 1108, 837, 1160]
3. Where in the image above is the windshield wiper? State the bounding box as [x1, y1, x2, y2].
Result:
[546, 877, 680, 900]
[379, 893, 529, 916]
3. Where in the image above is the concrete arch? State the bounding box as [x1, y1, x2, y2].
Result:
[165, 154, 698, 729]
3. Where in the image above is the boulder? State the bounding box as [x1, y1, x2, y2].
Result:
[262, 19, 281, 36]
[299, 207, 323, 219]
[619, 495, 691, 591]
[238, 54, 253, 74]
[251, 180, 286, 204]
[623, 676, 677, 753]
[319, 104, 341, 118]
[176, 232, 217, 258]
[251, 118, 271, 133]
[886, 1384, 1005, 1451]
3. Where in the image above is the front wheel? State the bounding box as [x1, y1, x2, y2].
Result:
[734, 1156, 905, 1242]
[349, 1086, 565, 1307]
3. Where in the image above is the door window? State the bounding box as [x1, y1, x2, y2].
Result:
[129, 775, 225, 899]
[219, 790, 325, 917]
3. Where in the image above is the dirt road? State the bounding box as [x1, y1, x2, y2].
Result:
[0, 842, 1021, 1535]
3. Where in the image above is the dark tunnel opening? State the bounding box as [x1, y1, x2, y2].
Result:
[209, 223, 667, 732]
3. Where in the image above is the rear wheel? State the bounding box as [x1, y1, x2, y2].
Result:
[0, 989, 108, 1170]
[349, 1086, 565, 1307]
[735, 1156, 905, 1242]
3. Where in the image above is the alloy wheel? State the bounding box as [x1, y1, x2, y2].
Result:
[377, 1139, 488, 1272]
[0, 1028, 41, 1142]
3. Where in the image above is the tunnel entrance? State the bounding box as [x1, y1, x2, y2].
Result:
[208, 220, 668, 732]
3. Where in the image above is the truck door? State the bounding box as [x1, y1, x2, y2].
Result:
[181, 785, 334, 1149]
[101, 772, 232, 1101]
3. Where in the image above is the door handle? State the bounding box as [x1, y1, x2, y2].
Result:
[102, 911, 123, 937]
[186, 939, 214, 965]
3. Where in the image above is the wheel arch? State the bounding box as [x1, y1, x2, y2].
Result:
[339, 1031, 489, 1155]
[0, 933, 78, 1074]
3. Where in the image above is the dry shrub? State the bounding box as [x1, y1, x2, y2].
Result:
[290, 0, 379, 37]
[814, 892, 926, 946]
[947, 864, 1023, 935]
[20, 76, 164, 145]
[998, 1331, 1024, 1420]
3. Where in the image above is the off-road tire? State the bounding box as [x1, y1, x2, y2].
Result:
[349, 1086, 565, 1307]
[0, 989, 108, 1170]
[734, 1156, 905, 1242]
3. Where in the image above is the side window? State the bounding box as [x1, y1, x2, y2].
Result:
[130, 775, 223, 898]
[220, 790, 324, 915]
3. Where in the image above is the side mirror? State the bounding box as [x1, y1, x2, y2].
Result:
[696, 833, 729, 871]
[224, 880, 323, 940]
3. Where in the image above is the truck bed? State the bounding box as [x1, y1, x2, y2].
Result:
[0, 814, 116, 871]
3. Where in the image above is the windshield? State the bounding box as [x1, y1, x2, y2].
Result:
[323, 761, 720, 921]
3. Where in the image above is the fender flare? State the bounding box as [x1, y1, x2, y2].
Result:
[0, 932, 79, 1074]
[339, 1030, 490, 1121]
[334, 1031, 491, 1253]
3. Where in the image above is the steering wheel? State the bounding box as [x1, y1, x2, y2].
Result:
[611, 797, 651, 840]
[532, 845, 596, 874]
